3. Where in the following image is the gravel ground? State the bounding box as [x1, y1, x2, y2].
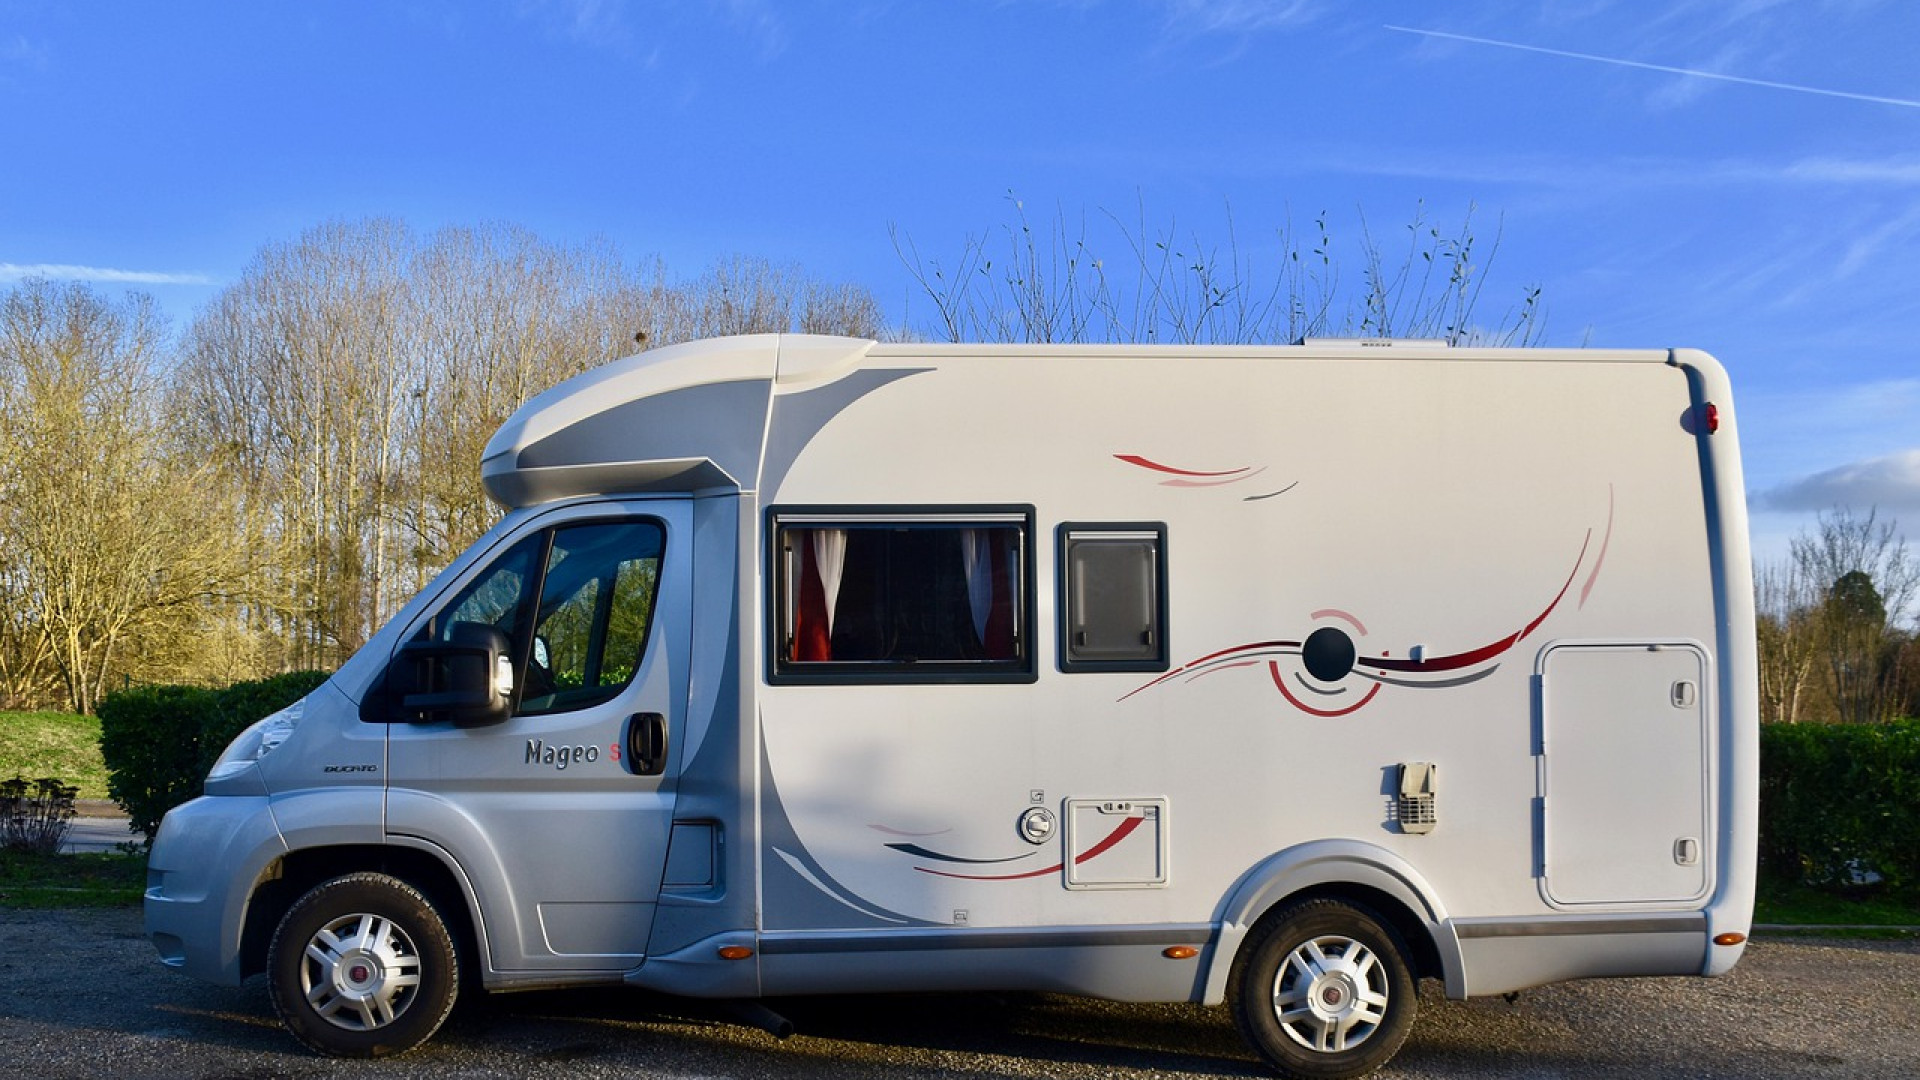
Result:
[0, 908, 1914, 1080]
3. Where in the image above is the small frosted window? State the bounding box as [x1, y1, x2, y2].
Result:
[1060, 526, 1167, 672]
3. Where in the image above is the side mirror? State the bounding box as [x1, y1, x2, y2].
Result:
[391, 622, 515, 726]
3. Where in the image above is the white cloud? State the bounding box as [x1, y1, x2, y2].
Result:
[0, 263, 213, 286]
[512, 0, 787, 59]
[1200, 145, 1920, 196]
[1781, 158, 1920, 184]
[715, 0, 789, 57]
[1833, 203, 1920, 280]
[1645, 41, 1747, 111]
[514, 0, 635, 50]
[1756, 449, 1920, 513]
[1385, 24, 1920, 109]
[1162, 0, 1319, 34]
[1, 34, 50, 71]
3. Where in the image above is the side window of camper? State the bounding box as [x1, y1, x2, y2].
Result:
[1057, 523, 1168, 673]
[770, 508, 1035, 683]
[419, 519, 665, 715]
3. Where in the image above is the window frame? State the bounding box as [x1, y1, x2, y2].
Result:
[409, 515, 668, 719]
[515, 519, 667, 716]
[765, 504, 1038, 686]
[1055, 521, 1170, 674]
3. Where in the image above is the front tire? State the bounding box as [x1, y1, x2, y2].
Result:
[1229, 899, 1417, 1080]
[267, 872, 460, 1057]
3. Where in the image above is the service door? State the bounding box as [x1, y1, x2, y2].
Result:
[1539, 642, 1712, 906]
[386, 499, 691, 972]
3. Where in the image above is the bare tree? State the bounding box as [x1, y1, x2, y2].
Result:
[1894, 635, 1920, 720]
[177, 219, 418, 669]
[0, 280, 249, 712]
[1754, 559, 1828, 724]
[174, 219, 889, 676]
[800, 278, 886, 339]
[893, 195, 1544, 346]
[646, 254, 883, 343]
[404, 223, 663, 582]
[1790, 506, 1918, 724]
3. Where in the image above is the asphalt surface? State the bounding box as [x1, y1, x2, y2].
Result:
[0, 906, 1914, 1080]
[61, 808, 140, 854]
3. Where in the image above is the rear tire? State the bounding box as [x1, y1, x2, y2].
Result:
[1228, 899, 1416, 1080]
[267, 872, 459, 1057]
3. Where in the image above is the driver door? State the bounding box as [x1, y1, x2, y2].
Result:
[384, 499, 691, 973]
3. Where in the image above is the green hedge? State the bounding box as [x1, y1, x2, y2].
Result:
[91, 672, 1917, 884]
[98, 671, 330, 841]
[1760, 719, 1920, 894]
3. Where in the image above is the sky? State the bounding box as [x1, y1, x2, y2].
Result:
[2, 0, 1917, 573]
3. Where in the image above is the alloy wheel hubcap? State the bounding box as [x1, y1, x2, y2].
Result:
[300, 912, 423, 1031]
[1271, 934, 1390, 1053]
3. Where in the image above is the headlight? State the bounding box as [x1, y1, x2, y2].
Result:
[206, 699, 306, 783]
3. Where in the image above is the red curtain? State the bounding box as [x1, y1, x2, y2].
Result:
[792, 537, 832, 661]
[983, 533, 1015, 660]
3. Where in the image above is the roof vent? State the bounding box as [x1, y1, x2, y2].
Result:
[1296, 337, 1452, 348]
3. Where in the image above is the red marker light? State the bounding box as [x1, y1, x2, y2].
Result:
[1701, 402, 1720, 434]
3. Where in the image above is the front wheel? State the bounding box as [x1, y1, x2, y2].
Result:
[267, 872, 460, 1057]
[1229, 899, 1417, 1080]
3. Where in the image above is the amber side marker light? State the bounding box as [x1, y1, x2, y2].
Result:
[1713, 932, 1747, 947]
[1163, 946, 1199, 960]
[718, 945, 755, 960]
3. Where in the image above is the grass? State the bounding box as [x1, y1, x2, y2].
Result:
[0, 710, 109, 801]
[0, 843, 1915, 933]
[0, 850, 144, 907]
[1754, 877, 1920, 935]
[0, 704, 1916, 930]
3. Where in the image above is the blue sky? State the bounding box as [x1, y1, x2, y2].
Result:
[3, 0, 1917, 571]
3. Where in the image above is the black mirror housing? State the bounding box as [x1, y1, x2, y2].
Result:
[391, 622, 515, 726]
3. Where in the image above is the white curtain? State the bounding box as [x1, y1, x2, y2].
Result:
[811, 528, 847, 637]
[961, 529, 993, 646]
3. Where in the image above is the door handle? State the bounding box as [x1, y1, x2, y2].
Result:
[626, 712, 669, 777]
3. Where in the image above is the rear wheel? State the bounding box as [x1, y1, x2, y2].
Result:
[1229, 899, 1416, 1079]
[267, 872, 459, 1057]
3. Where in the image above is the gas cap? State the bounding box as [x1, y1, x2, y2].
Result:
[1017, 806, 1056, 845]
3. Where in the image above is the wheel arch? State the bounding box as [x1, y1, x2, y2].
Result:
[1204, 840, 1463, 1003]
[239, 842, 485, 985]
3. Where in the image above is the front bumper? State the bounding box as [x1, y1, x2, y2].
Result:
[144, 795, 288, 985]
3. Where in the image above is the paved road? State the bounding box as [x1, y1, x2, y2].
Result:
[61, 811, 139, 854]
[0, 907, 1914, 1080]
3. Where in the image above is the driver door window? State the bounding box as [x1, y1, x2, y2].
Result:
[419, 519, 665, 717]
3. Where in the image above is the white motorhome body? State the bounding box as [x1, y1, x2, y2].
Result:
[146, 335, 1757, 1076]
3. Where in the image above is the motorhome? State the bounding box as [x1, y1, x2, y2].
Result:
[145, 334, 1758, 1078]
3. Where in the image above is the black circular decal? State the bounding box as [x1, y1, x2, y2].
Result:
[1302, 626, 1357, 683]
